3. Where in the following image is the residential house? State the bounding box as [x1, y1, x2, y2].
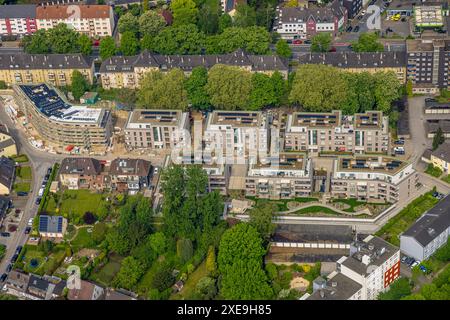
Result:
[3, 270, 31, 299]
[297, 52, 407, 83]
[400, 194, 450, 261]
[59, 157, 105, 190]
[429, 142, 450, 173]
[0, 195, 9, 227]
[38, 215, 67, 238]
[109, 158, 152, 194]
[0, 53, 94, 86]
[0, 4, 37, 37]
[0, 156, 15, 195]
[99, 49, 288, 89]
[0, 124, 17, 157]
[26, 274, 66, 300]
[36, 4, 115, 37]
[274, 1, 347, 40]
[68, 280, 105, 300]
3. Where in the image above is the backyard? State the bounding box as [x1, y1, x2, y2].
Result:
[15, 166, 32, 180]
[89, 253, 123, 287]
[376, 192, 439, 246]
[15, 244, 66, 276]
[170, 260, 208, 300]
[425, 164, 443, 178]
[13, 182, 31, 193]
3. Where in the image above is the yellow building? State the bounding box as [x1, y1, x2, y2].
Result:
[0, 53, 94, 87]
[99, 49, 289, 89]
[430, 142, 450, 173]
[0, 124, 17, 157]
[297, 51, 407, 83]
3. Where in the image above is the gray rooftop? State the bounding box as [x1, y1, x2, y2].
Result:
[426, 119, 450, 133]
[0, 5, 36, 19]
[100, 49, 288, 73]
[273, 224, 354, 244]
[0, 53, 92, 70]
[431, 142, 450, 163]
[0, 156, 15, 191]
[341, 236, 399, 275]
[307, 273, 362, 300]
[278, 1, 347, 24]
[401, 194, 450, 247]
[297, 51, 406, 69]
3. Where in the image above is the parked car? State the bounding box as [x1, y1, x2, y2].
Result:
[11, 254, 18, 263]
[17, 192, 28, 196]
[394, 146, 405, 152]
[47, 168, 52, 175]
[0, 273, 7, 282]
[304, 39, 311, 44]
[16, 245, 22, 254]
[401, 256, 408, 264]
[410, 261, 420, 269]
[346, 26, 353, 32]
[420, 265, 427, 273]
[24, 227, 31, 234]
[38, 188, 44, 197]
[1, 232, 10, 237]
[35, 197, 42, 205]
[6, 264, 12, 272]
[293, 39, 302, 45]
[28, 218, 33, 226]
[405, 257, 415, 266]
[354, 26, 360, 32]
[329, 46, 337, 52]
[394, 140, 405, 145]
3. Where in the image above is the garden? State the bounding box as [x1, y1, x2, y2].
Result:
[425, 164, 443, 178]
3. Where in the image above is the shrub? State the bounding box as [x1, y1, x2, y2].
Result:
[83, 212, 97, 225]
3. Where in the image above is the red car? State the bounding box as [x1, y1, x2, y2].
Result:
[293, 39, 302, 45]
[329, 47, 337, 52]
[93, 39, 100, 46]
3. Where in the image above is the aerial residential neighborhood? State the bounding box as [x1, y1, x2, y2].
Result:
[0, 0, 449, 307]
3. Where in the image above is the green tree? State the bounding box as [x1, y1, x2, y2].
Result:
[119, 31, 139, 56]
[311, 32, 332, 52]
[249, 72, 286, 110]
[138, 69, 188, 110]
[206, 64, 252, 110]
[197, 6, 219, 35]
[143, 0, 149, 11]
[171, 0, 199, 26]
[289, 64, 348, 111]
[118, 12, 139, 35]
[195, 276, 217, 300]
[256, 4, 276, 30]
[139, 10, 166, 36]
[432, 127, 445, 150]
[207, 26, 270, 54]
[185, 66, 210, 110]
[406, 80, 413, 97]
[249, 202, 276, 241]
[148, 232, 168, 255]
[71, 70, 88, 101]
[205, 246, 217, 276]
[77, 34, 92, 55]
[151, 24, 206, 54]
[233, 4, 257, 27]
[99, 36, 116, 60]
[218, 13, 232, 33]
[22, 30, 50, 54]
[151, 262, 175, 291]
[47, 24, 81, 54]
[275, 39, 292, 58]
[373, 71, 401, 114]
[378, 278, 411, 300]
[113, 256, 145, 289]
[0, 81, 7, 90]
[92, 222, 108, 244]
[352, 33, 384, 52]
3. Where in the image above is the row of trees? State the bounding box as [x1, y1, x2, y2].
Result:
[135, 64, 401, 114]
[309, 32, 384, 53]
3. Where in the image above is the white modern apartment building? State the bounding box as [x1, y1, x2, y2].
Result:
[308, 235, 401, 300]
[245, 152, 313, 199]
[285, 110, 390, 155]
[0, 5, 37, 37]
[204, 111, 270, 163]
[36, 5, 115, 37]
[331, 156, 418, 203]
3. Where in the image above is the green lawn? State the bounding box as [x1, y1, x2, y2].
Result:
[171, 260, 208, 300]
[376, 192, 439, 246]
[425, 164, 443, 178]
[332, 199, 387, 213]
[15, 245, 67, 276]
[44, 189, 107, 221]
[15, 166, 32, 180]
[70, 227, 97, 251]
[13, 182, 31, 193]
[290, 206, 341, 216]
[441, 175, 450, 184]
[246, 197, 318, 212]
[89, 253, 123, 286]
[10, 154, 29, 163]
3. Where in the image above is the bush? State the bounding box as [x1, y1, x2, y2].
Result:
[83, 212, 97, 225]
[151, 262, 175, 292]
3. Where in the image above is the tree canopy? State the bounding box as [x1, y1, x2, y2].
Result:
[352, 33, 384, 52]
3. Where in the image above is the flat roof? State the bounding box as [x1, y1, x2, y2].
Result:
[18, 84, 104, 124]
[414, 6, 444, 27]
[291, 110, 341, 128]
[209, 111, 263, 128]
[307, 273, 362, 300]
[253, 152, 307, 170]
[354, 111, 384, 129]
[126, 109, 183, 127]
[337, 156, 407, 174]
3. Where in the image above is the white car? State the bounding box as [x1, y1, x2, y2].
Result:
[38, 188, 44, 197]
[394, 146, 405, 152]
[410, 261, 420, 269]
[361, 10, 366, 15]
[28, 218, 33, 226]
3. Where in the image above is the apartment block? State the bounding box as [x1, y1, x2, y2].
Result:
[331, 156, 418, 203]
[99, 49, 289, 89]
[297, 51, 407, 83]
[204, 110, 269, 161]
[0, 53, 94, 87]
[109, 158, 152, 194]
[0, 5, 37, 36]
[400, 194, 450, 261]
[36, 4, 115, 37]
[203, 163, 231, 195]
[245, 152, 313, 199]
[406, 38, 450, 94]
[124, 110, 190, 150]
[342, 0, 363, 19]
[274, 1, 347, 40]
[13, 84, 113, 149]
[285, 110, 390, 155]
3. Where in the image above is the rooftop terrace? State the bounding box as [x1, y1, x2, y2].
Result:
[337, 156, 407, 174]
[291, 111, 341, 128]
[126, 109, 183, 127]
[208, 111, 263, 128]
